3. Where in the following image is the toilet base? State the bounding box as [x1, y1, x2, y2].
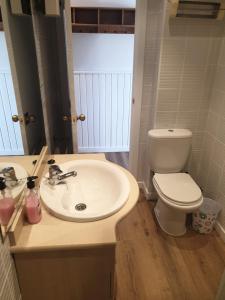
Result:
[154, 199, 187, 236]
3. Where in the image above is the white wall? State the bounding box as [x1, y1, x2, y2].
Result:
[72, 33, 134, 72]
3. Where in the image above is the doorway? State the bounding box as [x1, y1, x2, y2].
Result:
[71, 3, 135, 169]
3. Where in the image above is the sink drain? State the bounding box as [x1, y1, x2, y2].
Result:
[75, 203, 87, 211]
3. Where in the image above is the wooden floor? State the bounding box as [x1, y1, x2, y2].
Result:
[116, 191, 225, 300]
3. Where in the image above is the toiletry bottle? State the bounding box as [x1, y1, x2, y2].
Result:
[25, 176, 42, 224]
[0, 177, 15, 226]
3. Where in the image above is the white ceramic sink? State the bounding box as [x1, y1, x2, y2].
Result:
[0, 162, 27, 199]
[40, 160, 130, 222]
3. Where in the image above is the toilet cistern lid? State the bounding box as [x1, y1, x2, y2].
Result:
[153, 173, 202, 204]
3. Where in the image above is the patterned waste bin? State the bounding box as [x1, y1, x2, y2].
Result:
[192, 198, 222, 234]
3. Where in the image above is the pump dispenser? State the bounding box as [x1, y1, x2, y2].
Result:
[0, 177, 15, 225]
[25, 176, 42, 224]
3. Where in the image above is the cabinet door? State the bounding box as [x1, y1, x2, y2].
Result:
[1, 0, 46, 154]
[15, 247, 115, 300]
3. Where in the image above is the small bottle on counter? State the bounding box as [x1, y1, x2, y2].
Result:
[25, 176, 42, 224]
[0, 177, 15, 226]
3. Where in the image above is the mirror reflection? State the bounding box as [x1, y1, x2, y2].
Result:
[0, 153, 40, 240]
[0, 1, 46, 156]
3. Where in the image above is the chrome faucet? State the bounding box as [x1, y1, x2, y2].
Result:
[0, 167, 18, 187]
[48, 165, 77, 185]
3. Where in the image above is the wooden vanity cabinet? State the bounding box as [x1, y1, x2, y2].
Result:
[14, 245, 115, 300]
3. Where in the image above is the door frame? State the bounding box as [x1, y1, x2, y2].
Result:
[128, 0, 148, 178]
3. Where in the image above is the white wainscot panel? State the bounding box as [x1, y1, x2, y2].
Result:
[74, 71, 132, 153]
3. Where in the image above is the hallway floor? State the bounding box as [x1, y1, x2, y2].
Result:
[105, 152, 129, 169]
[116, 191, 225, 300]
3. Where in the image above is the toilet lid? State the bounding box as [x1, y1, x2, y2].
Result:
[153, 173, 202, 204]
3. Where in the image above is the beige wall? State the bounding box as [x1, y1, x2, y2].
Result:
[0, 238, 21, 299]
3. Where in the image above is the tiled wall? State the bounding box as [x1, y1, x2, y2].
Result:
[0, 237, 21, 299]
[138, 1, 225, 235]
[199, 32, 225, 231]
[155, 6, 225, 181]
[138, 1, 225, 190]
[137, 0, 165, 187]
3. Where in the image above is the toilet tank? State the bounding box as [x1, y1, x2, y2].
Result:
[148, 129, 192, 173]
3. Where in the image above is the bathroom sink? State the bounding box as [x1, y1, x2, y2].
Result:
[40, 160, 130, 222]
[0, 162, 27, 199]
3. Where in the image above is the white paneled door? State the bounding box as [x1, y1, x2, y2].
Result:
[0, 70, 24, 155]
[74, 71, 132, 153]
[0, 33, 24, 155]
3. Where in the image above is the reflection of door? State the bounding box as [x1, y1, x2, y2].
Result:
[0, 31, 23, 155]
[1, 0, 46, 155]
[63, 0, 79, 153]
[30, 0, 81, 154]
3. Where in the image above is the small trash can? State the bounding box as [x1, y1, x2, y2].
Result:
[192, 197, 222, 234]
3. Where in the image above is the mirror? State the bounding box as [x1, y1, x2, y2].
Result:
[1, 0, 76, 155]
[0, 0, 46, 156]
[0, 148, 44, 241]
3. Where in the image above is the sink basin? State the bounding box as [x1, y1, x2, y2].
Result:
[40, 160, 130, 222]
[0, 162, 27, 200]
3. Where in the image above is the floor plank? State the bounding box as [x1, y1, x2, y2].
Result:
[116, 191, 225, 300]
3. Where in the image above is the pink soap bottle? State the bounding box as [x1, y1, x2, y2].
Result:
[25, 176, 42, 224]
[0, 177, 15, 226]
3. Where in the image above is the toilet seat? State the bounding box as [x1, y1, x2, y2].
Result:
[153, 173, 202, 206]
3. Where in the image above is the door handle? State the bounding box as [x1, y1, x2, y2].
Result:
[12, 113, 36, 125]
[63, 114, 86, 122]
[12, 115, 24, 123]
[77, 114, 86, 122]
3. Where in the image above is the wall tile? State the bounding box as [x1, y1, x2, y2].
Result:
[176, 111, 197, 131]
[137, 0, 166, 184]
[217, 116, 225, 144]
[205, 161, 222, 198]
[157, 89, 179, 111]
[181, 65, 205, 90]
[179, 88, 202, 112]
[161, 38, 186, 66]
[159, 64, 182, 89]
[208, 37, 222, 65]
[155, 111, 177, 129]
[185, 37, 210, 66]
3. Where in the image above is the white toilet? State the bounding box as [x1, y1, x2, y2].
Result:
[148, 129, 203, 236]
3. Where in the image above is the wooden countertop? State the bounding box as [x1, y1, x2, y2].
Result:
[10, 154, 139, 253]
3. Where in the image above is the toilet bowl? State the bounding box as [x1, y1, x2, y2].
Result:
[153, 173, 203, 236]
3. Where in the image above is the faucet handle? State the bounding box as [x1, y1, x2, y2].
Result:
[1, 167, 18, 181]
[49, 165, 63, 176]
[0, 167, 18, 187]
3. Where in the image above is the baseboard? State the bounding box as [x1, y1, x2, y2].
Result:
[215, 221, 225, 243]
[138, 181, 155, 200]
